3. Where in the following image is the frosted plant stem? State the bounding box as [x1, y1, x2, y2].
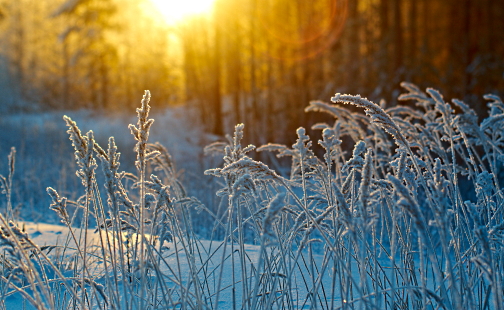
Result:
[345, 238, 352, 310]
[91, 181, 120, 307]
[231, 228, 237, 310]
[308, 243, 317, 309]
[236, 200, 250, 310]
[297, 153, 318, 308]
[60, 216, 95, 304]
[128, 90, 157, 309]
[170, 218, 185, 307]
[0, 214, 52, 309]
[111, 206, 131, 310]
[214, 196, 234, 310]
[6, 148, 15, 221]
[138, 145, 146, 310]
[0, 276, 45, 310]
[264, 249, 284, 309]
[139, 225, 183, 308]
[279, 180, 334, 252]
[276, 231, 295, 308]
[103, 174, 133, 310]
[418, 235, 427, 310]
[250, 241, 266, 310]
[81, 177, 92, 309]
[329, 234, 338, 310]
[179, 207, 204, 309]
[307, 248, 332, 309]
[390, 202, 397, 310]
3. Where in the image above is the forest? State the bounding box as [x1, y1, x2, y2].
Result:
[0, 1, 504, 309]
[1, 0, 504, 145]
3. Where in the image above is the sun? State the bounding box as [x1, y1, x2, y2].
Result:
[149, 0, 216, 25]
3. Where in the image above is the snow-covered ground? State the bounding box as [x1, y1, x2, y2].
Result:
[5, 222, 339, 310]
[1, 85, 502, 309]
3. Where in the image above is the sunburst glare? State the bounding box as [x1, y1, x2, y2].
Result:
[149, 0, 216, 24]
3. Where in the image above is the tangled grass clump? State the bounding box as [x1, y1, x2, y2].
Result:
[0, 83, 503, 309]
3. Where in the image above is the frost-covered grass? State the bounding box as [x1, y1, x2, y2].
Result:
[0, 106, 208, 222]
[0, 83, 503, 309]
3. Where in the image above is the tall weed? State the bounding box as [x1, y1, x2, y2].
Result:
[0, 83, 502, 309]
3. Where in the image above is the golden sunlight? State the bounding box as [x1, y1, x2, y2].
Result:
[149, 0, 216, 24]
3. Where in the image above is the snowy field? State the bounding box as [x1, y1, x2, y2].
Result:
[4, 222, 338, 310]
[0, 104, 216, 222]
[0, 85, 503, 309]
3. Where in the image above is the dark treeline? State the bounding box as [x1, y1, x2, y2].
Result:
[186, 0, 504, 145]
[1, 0, 503, 146]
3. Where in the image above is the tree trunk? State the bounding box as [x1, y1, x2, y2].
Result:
[392, 0, 403, 83]
[212, 6, 224, 136]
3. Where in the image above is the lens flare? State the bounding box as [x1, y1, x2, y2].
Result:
[149, 0, 215, 24]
